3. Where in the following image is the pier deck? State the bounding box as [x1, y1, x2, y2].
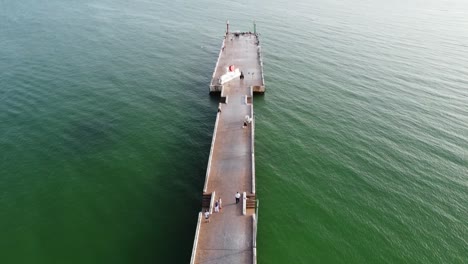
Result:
[210, 32, 265, 93]
[191, 31, 263, 264]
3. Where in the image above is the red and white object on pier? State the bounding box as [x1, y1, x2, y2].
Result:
[218, 65, 241, 84]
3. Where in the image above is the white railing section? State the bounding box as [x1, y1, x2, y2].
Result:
[251, 101, 256, 194]
[221, 87, 229, 104]
[221, 84, 226, 98]
[252, 214, 257, 264]
[210, 36, 227, 87]
[203, 106, 222, 193]
[256, 34, 265, 87]
[254, 199, 259, 247]
[190, 212, 203, 264]
[252, 199, 259, 264]
[242, 192, 247, 215]
[258, 45, 265, 87]
[220, 85, 228, 104]
[209, 191, 216, 214]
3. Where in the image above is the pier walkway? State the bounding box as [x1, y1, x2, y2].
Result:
[191, 30, 264, 264]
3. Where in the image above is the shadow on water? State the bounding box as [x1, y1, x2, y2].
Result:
[253, 93, 266, 101]
[209, 92, 221, 103]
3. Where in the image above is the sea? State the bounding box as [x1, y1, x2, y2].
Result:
[0, 0, 467, 263]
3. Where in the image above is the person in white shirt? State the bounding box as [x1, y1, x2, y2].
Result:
[235, 192, 241, 204]
[243, 115, 252, 128]
[204, 210, 210, 223]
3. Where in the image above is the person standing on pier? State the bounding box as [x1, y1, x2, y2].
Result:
[214, 201, 220, 213]
[204, 210, 210, 223]
[235, 192, 241, 204]
[218, 197, 222, 210]
[243, 115, 252, 128]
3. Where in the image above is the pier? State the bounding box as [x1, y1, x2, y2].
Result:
[190, 23, 264, 264]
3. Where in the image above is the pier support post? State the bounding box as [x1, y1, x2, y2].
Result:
[210, 191, 216, 214]
[242, 192, 247, 215]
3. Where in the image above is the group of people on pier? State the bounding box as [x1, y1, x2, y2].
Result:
[204, 192, 242, 223]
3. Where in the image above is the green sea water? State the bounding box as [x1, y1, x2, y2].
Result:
[1, 0, 467, 263]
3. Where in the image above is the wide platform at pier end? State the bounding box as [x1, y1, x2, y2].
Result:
[191, 23, 264, 264]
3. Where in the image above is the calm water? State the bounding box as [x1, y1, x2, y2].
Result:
[1, 0, 467, 263]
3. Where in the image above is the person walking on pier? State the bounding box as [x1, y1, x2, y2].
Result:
[235, 192, 241, 204]
[214, 201, 220, 213]
[204, 210, 210, 223]
[243, 115, 252, 128]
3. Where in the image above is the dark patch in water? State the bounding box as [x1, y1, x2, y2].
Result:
[64, 116, 118, 154]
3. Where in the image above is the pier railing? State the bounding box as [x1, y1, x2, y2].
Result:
[190, 212, 203, 264]
[252, 199, 259, 264]
[258, 44, 265, 88]
[209, 36, 226, 91]
[250, 99, 256, 194]
[203, 105, 222, 193]
[209, 191, 216, 214]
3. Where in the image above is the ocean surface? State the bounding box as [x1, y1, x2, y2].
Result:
[1, 0, 467, 263]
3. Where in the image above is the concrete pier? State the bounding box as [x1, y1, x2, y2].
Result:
[210, 30, 265, 94]
[191, 25, 264, 264]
